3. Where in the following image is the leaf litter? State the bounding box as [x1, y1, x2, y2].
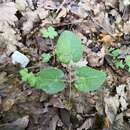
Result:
[0, 0, 130, 130]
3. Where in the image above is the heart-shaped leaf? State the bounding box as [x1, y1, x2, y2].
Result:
[35, 68, 65, 94]
[74, 66, 106, 92]
[55, 31, 83, 64]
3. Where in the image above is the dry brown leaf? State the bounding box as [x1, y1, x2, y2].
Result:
[86, 46, 106, 67]
[100, 33, 113, 46]
[2, 98, 15, 111]
[103, 117, 110, 128]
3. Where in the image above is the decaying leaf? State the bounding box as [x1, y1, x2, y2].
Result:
[104, 95, 119, 123]
[2, 98, 15, 111]
[22, 8, 48, 34]
[0, 116, 29, 130]
[0, 2, 17, 25]
[77, 118, 94, 130]
[0, 72, 7, 85]
[100, 33, 113, 46]
[86, 46, 106, 67]
[0, 22, 22, 55]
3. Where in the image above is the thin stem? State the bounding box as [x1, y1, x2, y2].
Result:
[50, 39, 56, 64]
[68, 64, 72, 103]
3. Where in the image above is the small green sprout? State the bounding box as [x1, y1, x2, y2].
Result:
[40, 26, 58, 39]
[115, 60, 125, 69]
[20, 68, 36, 86]
[110, 48, 130, 71]
[111, 49, 121, 58]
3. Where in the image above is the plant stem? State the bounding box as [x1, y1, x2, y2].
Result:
[68, 64, 72, 103]
[50, 39, 56, 65]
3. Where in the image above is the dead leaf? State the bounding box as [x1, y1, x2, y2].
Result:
[0, 72, 7, 85]
[0, 116, 29, 130]
[12, 116, 29, 129]
[2, 98, 15, 111]
[0, 2, 17, 25]
[22, 8, 48, 34]
[0, 22, 23, 55]
[0, 52, 10, 64]
[77, 118, 94, 130]
[55, 7, 68, 23]
[104, 95, 119, 123]
[16, 0, 27, 11]
[105, 0, 117, 7]
[100, 33, 113, 46]
[87, 46, 106, 67]
[103, 117, 110, 128]
[37, 0, 60, 9]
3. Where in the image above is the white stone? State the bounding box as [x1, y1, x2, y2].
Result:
[11, 51, 29, 67]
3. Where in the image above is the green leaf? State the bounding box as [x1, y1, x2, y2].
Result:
[111, 49, 121, 58]
[115, 60, 125, 69]
[35, 68, 65, 94]
[41, 53, 51, 62]
[55, 31, 83, 64]
[19, 68, 29, 82]
[19, 68, 36, 86]
[40, 26, 58, 39]
[27, 72, 37, 86]
[74, 66, 106, 92]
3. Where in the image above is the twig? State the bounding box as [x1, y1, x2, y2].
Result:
[56, 0, 66, 14]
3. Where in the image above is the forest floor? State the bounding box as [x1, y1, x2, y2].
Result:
[0, 0, 130, 130]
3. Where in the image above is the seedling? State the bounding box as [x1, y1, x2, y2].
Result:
[109, 48, 130, 71]
[20, 28, 107, 94]
[40, 26, 58, 39]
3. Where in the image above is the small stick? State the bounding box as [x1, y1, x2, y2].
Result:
[56, 0, 66, 14]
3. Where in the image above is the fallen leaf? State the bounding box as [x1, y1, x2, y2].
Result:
[87, 46, 106, 67]
[55, 7, 68, 23]
[104, 95, 119, 123]
[0, 22, 23, 55]
[0, 116, 29, 130]
[103, 117, 110, 128]
[0, 2, 17, 25]
[0, 72, 7, 85]
[77, 118, 94, 130]
[100, 33, 113, 46]
[22, 8, 48, 34]
[16, 0, 27, 11]
[2, 98, 15, 111]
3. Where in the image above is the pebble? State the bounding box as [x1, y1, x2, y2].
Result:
[11, 51, 29, 67]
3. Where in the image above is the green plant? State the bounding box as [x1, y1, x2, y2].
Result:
[109, 48, 130, 71]
[20, 29, 107, 94]
[55, 31, 83, 64]
[40, 26, 58, 39]
[41, 53, 51, 62]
